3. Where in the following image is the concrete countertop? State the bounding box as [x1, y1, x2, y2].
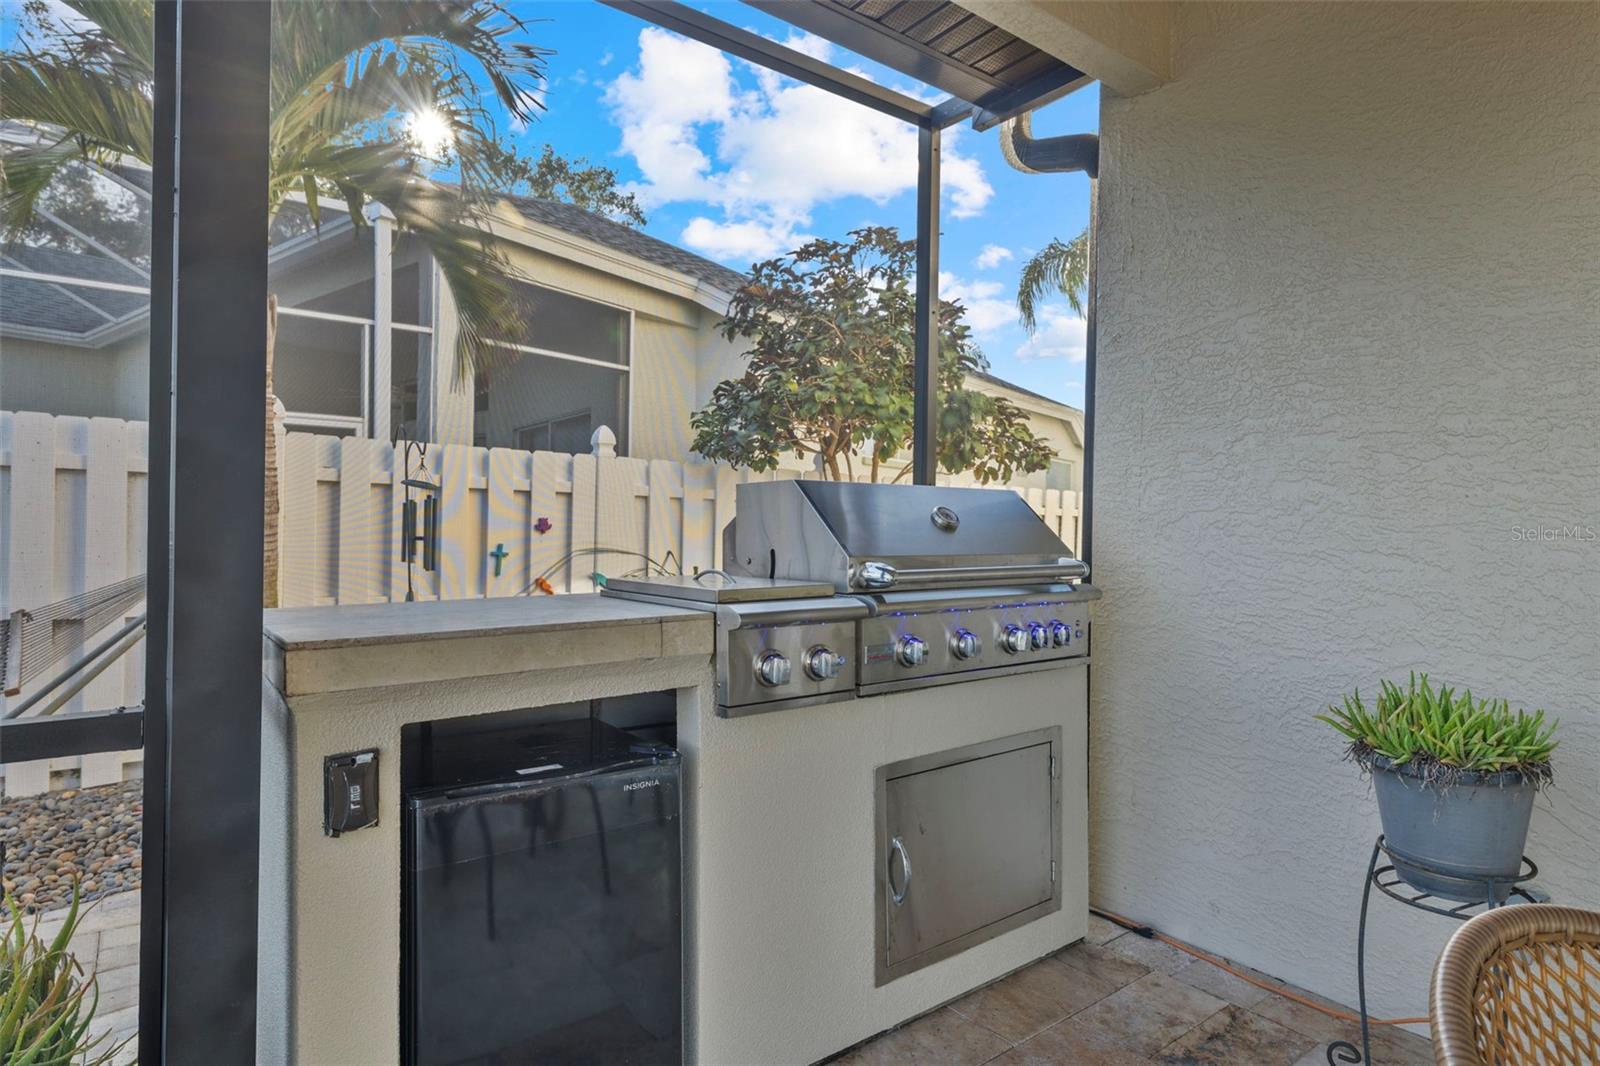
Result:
[262, 595, 712, 697]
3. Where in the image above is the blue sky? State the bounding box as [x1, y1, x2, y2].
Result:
[500, 2, 1097, 406]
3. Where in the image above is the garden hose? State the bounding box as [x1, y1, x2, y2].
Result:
[1089, 908, 1429, 1028]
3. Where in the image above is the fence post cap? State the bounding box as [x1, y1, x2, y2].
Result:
[590, 425, 618, 458]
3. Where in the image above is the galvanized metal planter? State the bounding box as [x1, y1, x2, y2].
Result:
[1371, 756, 1537, 903]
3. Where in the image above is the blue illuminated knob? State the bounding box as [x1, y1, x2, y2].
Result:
[755, 651, 792, 687]
[1049, 620, 1071, 647]
[1027, 622, 1049, 650]
[1002, 624, 1029, 655]
[805, 646, 844, 681]
[897, 635, 929, 667]
[950, 628, 981, 660]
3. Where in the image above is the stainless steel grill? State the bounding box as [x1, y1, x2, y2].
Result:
[604, 481, 1098, 715]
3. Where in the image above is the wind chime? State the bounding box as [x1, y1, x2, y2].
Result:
[400, 440, 441, 602]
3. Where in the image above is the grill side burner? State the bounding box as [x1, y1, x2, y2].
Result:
[602, 573, 866, 717]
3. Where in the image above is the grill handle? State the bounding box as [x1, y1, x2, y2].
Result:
[853, 560, 1090, 590]
[888, 836, 912, 906]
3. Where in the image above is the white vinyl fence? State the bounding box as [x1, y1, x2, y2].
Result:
[1, 412, 148, 795]
[278, 429, 1081, 607]
[1, 412, 1079, 794]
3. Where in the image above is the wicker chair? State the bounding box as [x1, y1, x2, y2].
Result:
[1430, 904, 1600, 1065]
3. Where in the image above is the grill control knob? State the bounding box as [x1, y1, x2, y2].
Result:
[1027, 622, 1050, 650]
[950, 628, 981, 660]
[755, 651, 792, 687]
[804, 646, 844, 681]
[1001, 624, 1030, 655]
[896, 635, 929, 667]
[1049, 620, 1071, 647]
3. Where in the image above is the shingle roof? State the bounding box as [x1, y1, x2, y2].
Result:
[0, 245, 146, 336]
[970, 369, 1081, 416]
[507, 196, 748, 296]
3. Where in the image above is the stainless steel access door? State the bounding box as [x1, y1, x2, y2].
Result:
[875, 727, 1061, 985]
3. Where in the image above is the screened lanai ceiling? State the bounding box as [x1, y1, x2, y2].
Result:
[749, 0, 1087, 124]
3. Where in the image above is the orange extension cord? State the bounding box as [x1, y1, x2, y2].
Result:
[1090, 909, 1429, 1028]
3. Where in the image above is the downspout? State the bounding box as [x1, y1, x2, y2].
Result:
[1000, 111, 1103, 835]
[999, 112, 1098, 570]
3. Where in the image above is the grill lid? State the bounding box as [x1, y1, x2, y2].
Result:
[732, 481, 1087, 592]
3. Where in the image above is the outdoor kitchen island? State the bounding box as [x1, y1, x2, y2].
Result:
[259, 557, 1092, 1063]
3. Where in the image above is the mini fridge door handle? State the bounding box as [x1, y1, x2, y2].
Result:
[888, 835, 912, 906]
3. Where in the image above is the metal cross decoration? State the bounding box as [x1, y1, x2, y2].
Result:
[489, 543, 510, 578]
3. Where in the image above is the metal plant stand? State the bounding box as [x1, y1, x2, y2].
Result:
[1327, 835, 1546, 1065]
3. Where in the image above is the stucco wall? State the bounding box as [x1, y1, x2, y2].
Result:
[1092, 0, 1598, 1025]
[0, 332, 148, 420]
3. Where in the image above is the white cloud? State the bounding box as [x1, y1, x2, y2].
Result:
[940, 272, 1015, 336]
[974, 244, 1013, 270]
[682, 217, 809, 262]
[605, 28, 993, 265]
[940, 143, 992, 219]
[1013, 307, 1088, 362]
[604, 29, 735, 205]
[599, 50, 615, 67]
[776, 31, 833, 62]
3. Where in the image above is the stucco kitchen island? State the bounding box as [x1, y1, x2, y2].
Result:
[259, 592, 1089, 1064]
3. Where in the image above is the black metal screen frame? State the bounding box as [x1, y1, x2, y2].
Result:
[138, 2, 272, 1062]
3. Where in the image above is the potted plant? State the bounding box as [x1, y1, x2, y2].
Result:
[1318, 673, 1558, 902]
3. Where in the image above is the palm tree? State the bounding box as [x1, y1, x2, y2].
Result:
[1015, 230, 1088, 334]
[1, 0, 547, 605]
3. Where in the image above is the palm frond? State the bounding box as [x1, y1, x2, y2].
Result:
[59, 0, 155, 76]
[0, 55, 153, 162]
[270, 2, 546, 126]
[0, 141, 92, 237]
[1015, 231, 1088, 334]
[265, 140, 413, 224]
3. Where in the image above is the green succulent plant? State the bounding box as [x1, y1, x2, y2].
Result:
[1318, 672, 1558, 781]
[1, 888, 129, 1066]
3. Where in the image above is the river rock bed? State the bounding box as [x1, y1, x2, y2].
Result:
[0, 780, 142, 912]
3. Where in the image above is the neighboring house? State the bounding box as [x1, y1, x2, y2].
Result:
[0, 169, 1083, 488]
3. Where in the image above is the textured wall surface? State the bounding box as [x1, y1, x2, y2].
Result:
[1093, 2, 1599, 1023]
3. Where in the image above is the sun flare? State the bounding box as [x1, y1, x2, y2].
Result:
[405, 107, 454, 159]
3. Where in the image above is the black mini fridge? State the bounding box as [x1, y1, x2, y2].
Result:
[402, 717, 682, 1066]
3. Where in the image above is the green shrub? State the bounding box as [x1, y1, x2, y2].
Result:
[1, 888, 131, 1065]
[1318, 672, 1557, 782]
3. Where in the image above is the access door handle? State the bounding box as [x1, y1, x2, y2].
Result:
[888, 835, 912, 906]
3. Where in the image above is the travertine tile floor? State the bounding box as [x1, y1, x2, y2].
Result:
[831, 915, 1433, 1066]
[41, 897, 1432, 1066]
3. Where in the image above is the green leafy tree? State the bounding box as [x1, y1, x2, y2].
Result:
[1015, 230, 1087, 333]
[481, 142, 646, 226]
[692, 226, 1052, 484]
[1, 0, 550, 605]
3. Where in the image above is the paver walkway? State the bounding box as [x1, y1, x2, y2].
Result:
[831, 915, 1433, 1065]
[36, 888, 140, 1065]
